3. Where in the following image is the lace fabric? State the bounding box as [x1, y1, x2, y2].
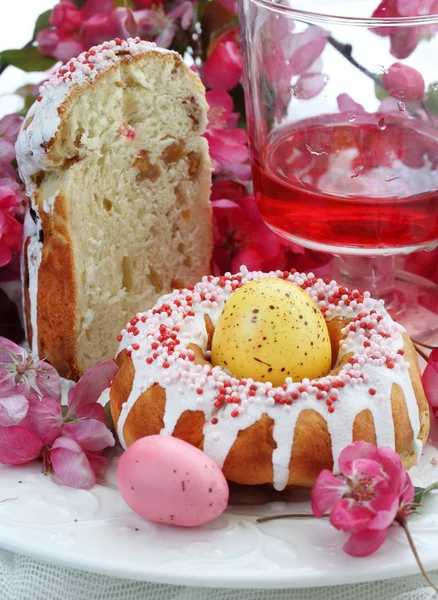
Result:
[1, 550, 437, 600]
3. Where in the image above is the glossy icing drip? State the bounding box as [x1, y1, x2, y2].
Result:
[116, 268, 422, 491]
[22, 209, 42, 358]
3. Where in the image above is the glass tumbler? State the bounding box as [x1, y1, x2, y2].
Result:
[238, 0, 438, 339]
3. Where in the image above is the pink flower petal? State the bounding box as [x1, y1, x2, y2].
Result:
[0, 425, 43, 465]
[382, 63, 425, 103]
[343, 527, 389, 557]
[53, 39, 86, 63]
[50, 437, 96, 489]
[423, 349, 438, 409]
[330, 498, 375, 533]
[295, 72, 328, 100]
[203, 40, 242, 91]
[350, 458, 386, 481]
[377, 447, 406, 496]
[337, 93, 365, 115]
[36, 361, 62, 401]
[0, 336, 25, 362]
[0, 140, 15, 164]
[231, 248, 265, 273]
[311, 470, 349, 517]
[63, 419, 115, 452]
[76, 402, 107, 424]
[20, 396, 62, 445]
[390, 28, 421, 60]
[86, 451, 107, 477]
[418, 293, 438, 315]
[338, 441, 380, 477]
[289, 27, 328, 76]
[0, 395, 28, 427]
[0, 365, 15, 395]
[67, 360, 118, 416]
[206, 90, 234, 121]
[368, 493, 400, 530]
[0, 114, 23, 143]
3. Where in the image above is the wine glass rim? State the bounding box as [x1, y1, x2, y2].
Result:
[247, 0, 438, 26]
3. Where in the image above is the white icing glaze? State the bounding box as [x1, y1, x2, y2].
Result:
[22, 209, 42, 358]
[42, 190, 59, 214]
[114, 268, 424, 491]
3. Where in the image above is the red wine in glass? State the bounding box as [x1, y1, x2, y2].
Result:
[252, 115, 438, 253]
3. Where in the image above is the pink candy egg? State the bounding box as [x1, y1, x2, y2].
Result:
[117, 435, 229, 527]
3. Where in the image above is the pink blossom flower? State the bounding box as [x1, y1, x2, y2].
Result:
[423, 349, 438, 416]
[0, 341, 117, 489]
[81, 12, 123, 48]
[0, 114, 23, 164]
[211, 179, 249, 203]
[372, 0, 438, 59]
[203, 34, 242, 91]
[312, 441, 415, 556]
[405, 248, 438, 286]
[51, 436, 100, 489]
[50, 1, 83, 35]
[257, 21, 328, 119]
[0, 186, 23, 268]
[38, 0, 125, 61]
[168, 1, 194, 32]
[0, 337, 61, 400]
[212, 194, 305, 274]
[127, 9, 177, 48]
[52, 417, 115, 489]
[382, 63, 425, 102]
[133, 0, 165, 7]
[204, 91, 250, 180]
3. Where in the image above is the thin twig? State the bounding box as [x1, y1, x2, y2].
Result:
[398, 518, 438, 593]
[414, 345, 430, 363]
[328, 37, 382, 88]
[257, 513, 326, 523]
[411, 338, 438, 351]
[0, 497, 17, 503]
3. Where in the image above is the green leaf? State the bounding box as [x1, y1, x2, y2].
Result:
[0, 46, 57, 73]
[71, 0, 86, 7]
[33, 9, 52, 40]
[413, 481, 438, 505]
[104, 401, 115, 434]
[425, 82, 438, 115]
[17, 95, 38, 117]
[112, 0, 135, 7]
[374, 75, 388, 101]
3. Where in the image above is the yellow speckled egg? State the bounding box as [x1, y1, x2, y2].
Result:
[211, 278, 332, 385]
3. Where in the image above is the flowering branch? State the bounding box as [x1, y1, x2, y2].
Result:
[327, 35, 434, 123]
[256, 442, 438, 593]
[398, 518, 438, 593]
[0, 337, 118, 489]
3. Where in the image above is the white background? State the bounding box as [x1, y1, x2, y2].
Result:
[0, 0, 56, 117]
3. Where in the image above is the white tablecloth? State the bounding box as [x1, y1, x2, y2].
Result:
[1, 549, 437, 600]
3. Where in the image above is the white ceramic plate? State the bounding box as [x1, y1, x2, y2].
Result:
[1, 433, 438, 589]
